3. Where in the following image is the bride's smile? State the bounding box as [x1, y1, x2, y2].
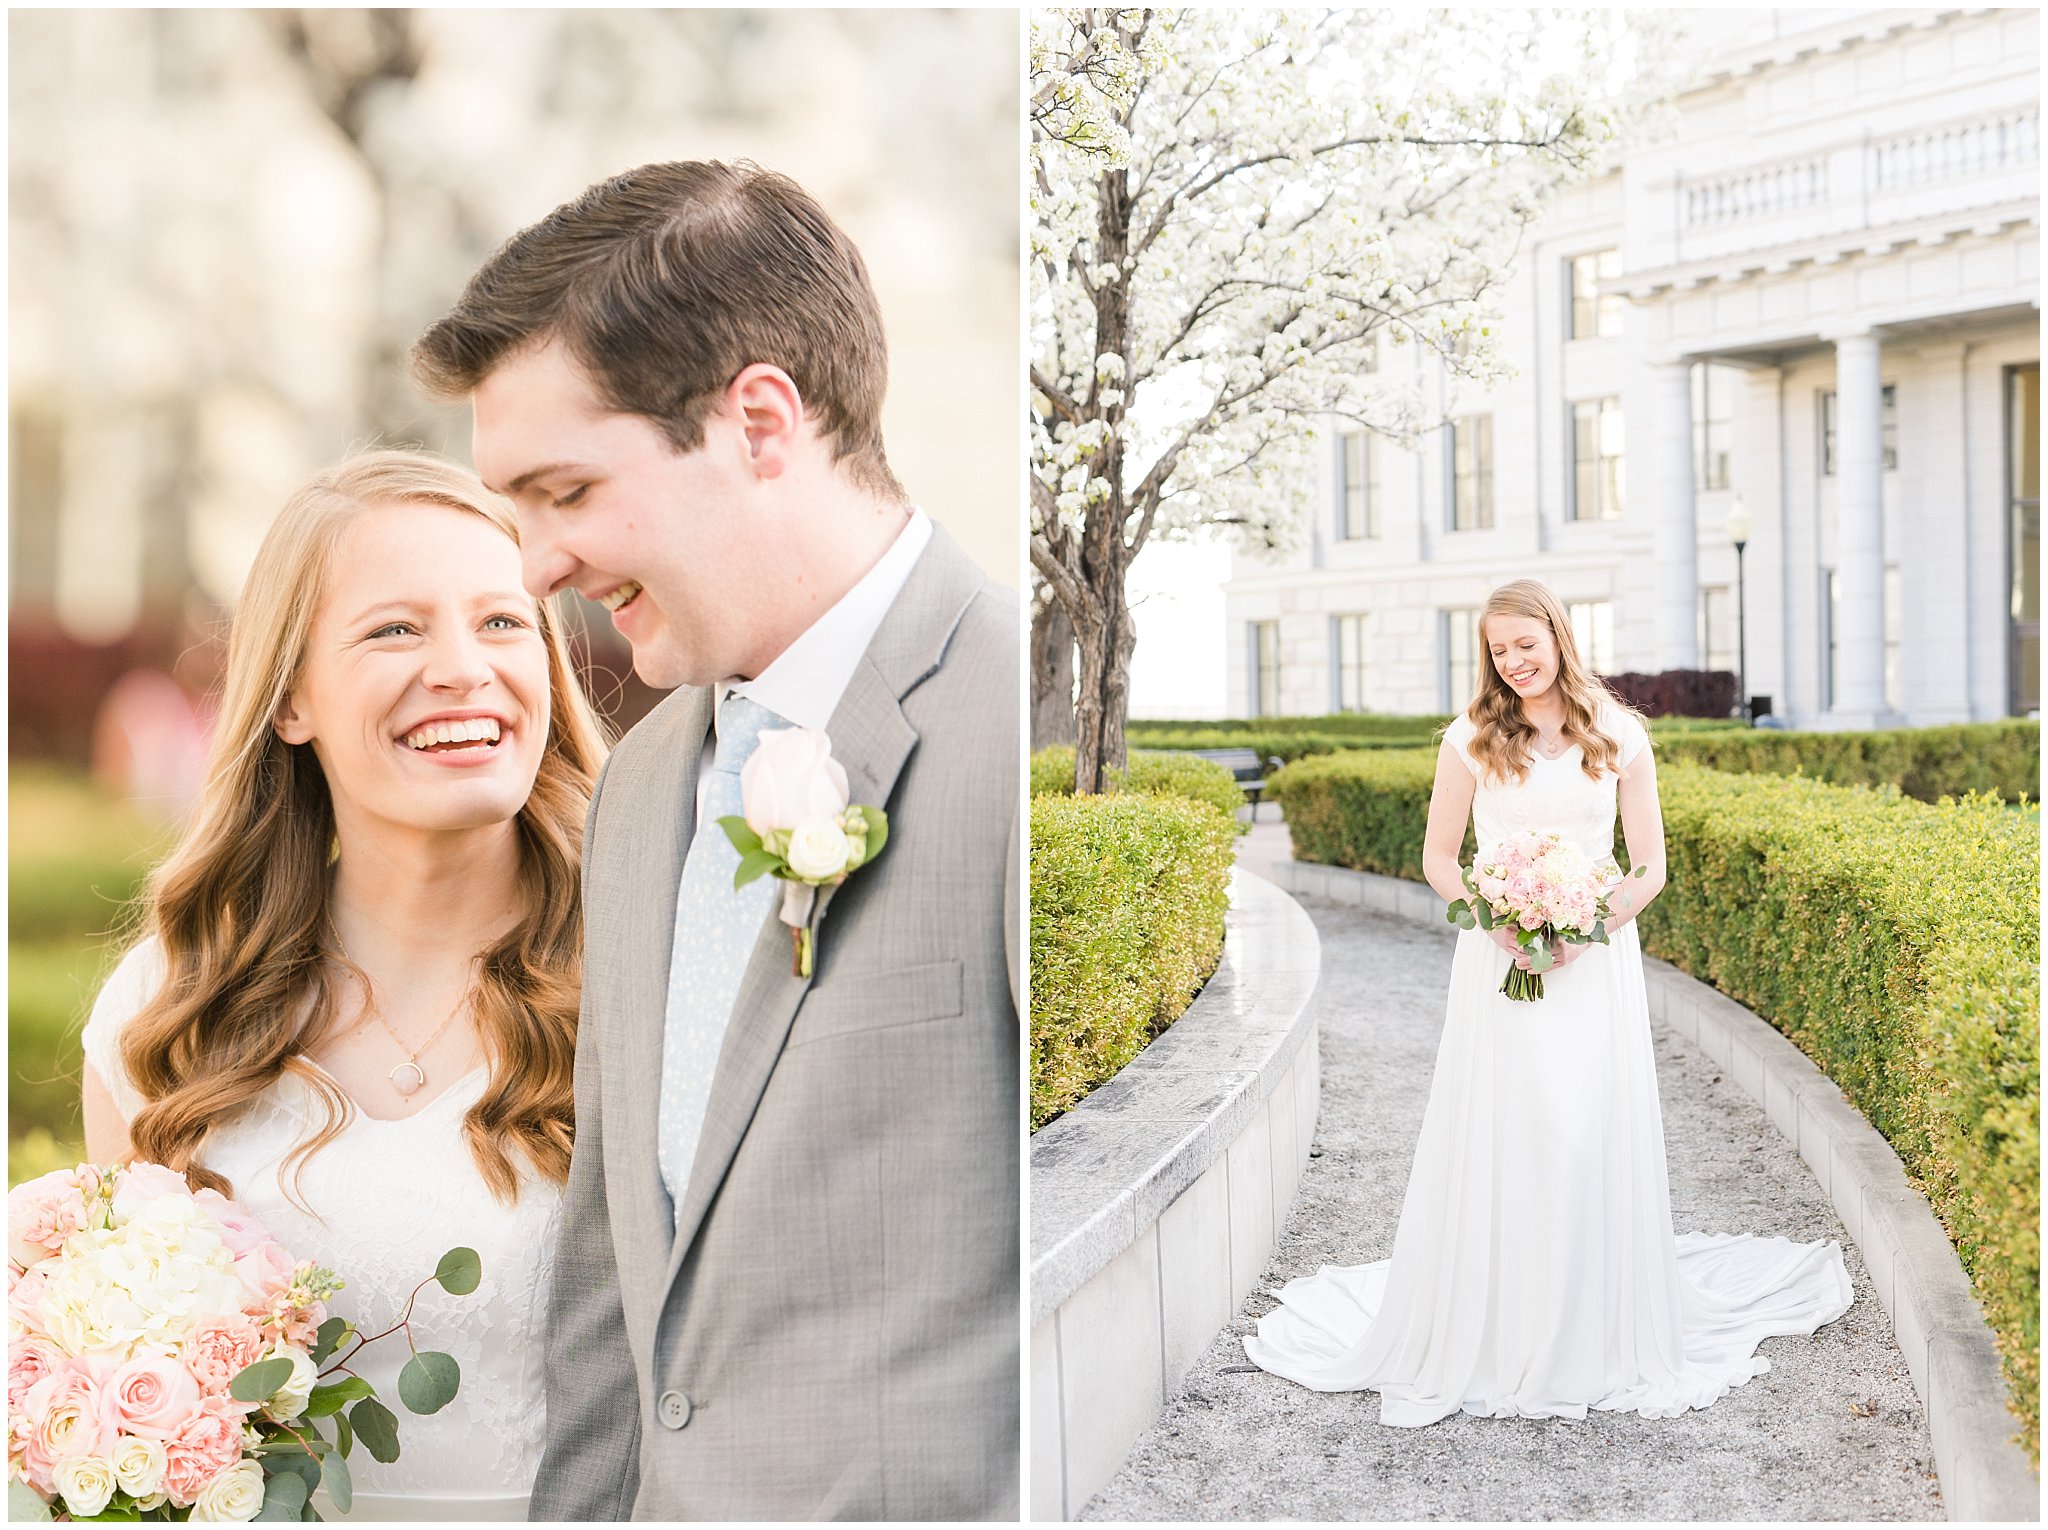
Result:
[273, 502, 553, 840]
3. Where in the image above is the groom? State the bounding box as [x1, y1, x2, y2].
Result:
[413, 161, 1019, 1520]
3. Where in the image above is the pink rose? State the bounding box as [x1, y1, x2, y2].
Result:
[110, 1161, 193, 1223]
[192, 1189, 270, 1258]
[8, 1169, 92, 1268]
[232, 1239, 296, 1310]
[181, 1314, 265, 1396]
[1518, 907, 1547, 931]
[19, 1365, 111, 1489]
[105, 1355, 200, 1440]
[740, 727, 849, 834]
[9, 1335, 63, 1409]
[161, 1398, 244, 1508]
[10, 1260, 42, 1317]
[1506, 874, 1533, 903]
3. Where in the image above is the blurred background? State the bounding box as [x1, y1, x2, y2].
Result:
[8, 7, 1021, 1182]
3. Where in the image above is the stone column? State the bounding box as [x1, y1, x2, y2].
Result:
[1826, 329, 1895, 726]
[1651, 358, 1699, 668]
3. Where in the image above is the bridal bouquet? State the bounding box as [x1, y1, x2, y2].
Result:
[1446, 830, 1646, 1001]
[8, 1161, 478, 1523]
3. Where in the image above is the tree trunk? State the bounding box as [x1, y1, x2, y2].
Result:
[1069, 577, 1136, 794]
[1030, 591, 1077, 751]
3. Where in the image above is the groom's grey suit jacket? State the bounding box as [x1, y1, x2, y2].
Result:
[528, 524, 1020, 1522]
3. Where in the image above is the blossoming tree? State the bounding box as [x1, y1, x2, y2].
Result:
[1031, 7, 1670, 790]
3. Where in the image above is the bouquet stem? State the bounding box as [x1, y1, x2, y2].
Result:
[1499, 965, 1546, 1001]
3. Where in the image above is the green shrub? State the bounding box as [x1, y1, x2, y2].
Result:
[1273, 750, 2041, 1457]
[1030, 746, 1249, 829]
[1118, 727, 1430, 765]
[1654, 718, 2038, 804]
[1130, 712, 1450, 741]
[1030, 791, 1236, 1130]
[1268, 746, 1467, 878]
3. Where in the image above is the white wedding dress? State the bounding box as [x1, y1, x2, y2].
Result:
[1245, 703, 1852, 1424]
[82, 939, 557, 1520]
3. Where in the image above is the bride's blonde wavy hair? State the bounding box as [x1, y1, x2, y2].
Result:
[1463, 579, 1641, 784]
[119, 450, 610, 1205]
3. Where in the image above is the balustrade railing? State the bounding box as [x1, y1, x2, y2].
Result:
[1681, 155, 1828, 233]
[1868, 109, 2040, 193]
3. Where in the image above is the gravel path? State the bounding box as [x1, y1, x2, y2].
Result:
[1082, 892, 1944, 1522]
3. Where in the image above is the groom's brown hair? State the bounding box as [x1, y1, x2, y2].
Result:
[413, 159, 904, 500]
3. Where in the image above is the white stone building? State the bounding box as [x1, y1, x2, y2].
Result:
[1221, 7, 2039, 727]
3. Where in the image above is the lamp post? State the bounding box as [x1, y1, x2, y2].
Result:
[1727, 495, 1752, 723]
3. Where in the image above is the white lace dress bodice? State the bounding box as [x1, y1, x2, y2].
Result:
[81, 940, 557, 1521]
[1452, 702, 1638, 865]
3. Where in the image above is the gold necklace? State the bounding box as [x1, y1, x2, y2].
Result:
[327, 929, 473, 1098]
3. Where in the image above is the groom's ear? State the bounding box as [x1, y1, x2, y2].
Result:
[726, 364, 803, 482]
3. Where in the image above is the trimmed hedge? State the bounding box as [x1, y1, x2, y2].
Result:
[1030, 745, 1249, 828]
[1131, 712, 1451, 741]
[1118, 727, 1433, 764]
[1270, 748, 2041, 1458]
[1655, 718, 2038, 805]
[1030, 791, 1237, 1130]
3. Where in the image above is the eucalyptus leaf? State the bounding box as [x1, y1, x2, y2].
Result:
[1527, 941, 1555, 974]
[310, 1316, 351, 1365]
[272, 1450, 323, 1495]
[231, 1355, 296, 1404]
[433, 1246, 482, 1297]
[350, 1397, 401, 1464]
[306, 1377, 375, 1418]
[397, 1350, 461, 1415]
[8, 1482, 51, 1522]
[334, 1409, 354, 1461]
[322, 1442, 354, 1515]
[259, 1470, 309, 1520]
[860, 806, 888, 861]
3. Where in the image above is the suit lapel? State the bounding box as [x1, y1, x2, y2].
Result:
[613, 687, 713, 1243]
[662, 524, 988, 1285]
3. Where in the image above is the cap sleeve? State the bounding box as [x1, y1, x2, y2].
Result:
[1441, 712, 1482, 779]
[1603, 704, 1651, 769]
[79, 938, 167, 1124]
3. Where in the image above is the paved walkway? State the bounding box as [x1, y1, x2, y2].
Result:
[1083, 829, 1942, 1521]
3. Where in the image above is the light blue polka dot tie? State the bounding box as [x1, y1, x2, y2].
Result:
[658, 692, 785, 1215]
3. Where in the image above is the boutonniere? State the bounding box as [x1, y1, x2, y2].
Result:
[719, 727, 890, 978]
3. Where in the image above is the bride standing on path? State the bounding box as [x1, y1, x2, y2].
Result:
[1245, 578, 1852, 1425]
[80, 450, 609, 1517]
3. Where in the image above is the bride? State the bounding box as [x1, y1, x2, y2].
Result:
[80, 450, 609, 1517]
[1245, 578, 1851, 1424]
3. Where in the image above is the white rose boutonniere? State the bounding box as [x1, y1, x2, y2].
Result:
[720, 727, 889, 978]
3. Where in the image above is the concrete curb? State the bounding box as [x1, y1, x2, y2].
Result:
[1266, 857, 2039, 1523]
[1030, 868, 1323, 1520]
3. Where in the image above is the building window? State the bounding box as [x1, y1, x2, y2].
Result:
[1692, 364, 1736, 492]
[1823, 569, 1839, 709]
[1698, 585, 1734, 675]
[1566, 600, 1615, 675]
[1819, 385, 1898, 475]
[2010, 365, 2040, 716]
[1332, 613, 1367, 712]
[1568, 248, 1623, 339]
[1251, 620, 1280, 717]
[1449, 415, 1493, 530]
[1336, 428, 1377, 540]
[1570, 398, 1625, 521]
[1443, 607, 1480, 707]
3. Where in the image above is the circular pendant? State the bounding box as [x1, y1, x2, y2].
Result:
[389, 1060, 426, 1097]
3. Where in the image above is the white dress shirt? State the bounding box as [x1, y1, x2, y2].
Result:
[697, 507, 933, 814]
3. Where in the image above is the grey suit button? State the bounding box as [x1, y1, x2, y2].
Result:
[656, 1389, 693, 1429]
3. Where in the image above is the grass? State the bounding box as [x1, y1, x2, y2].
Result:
[9, 764, 175, 1184]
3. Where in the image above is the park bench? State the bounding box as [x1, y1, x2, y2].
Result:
[1184, 746, 1285, 821]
